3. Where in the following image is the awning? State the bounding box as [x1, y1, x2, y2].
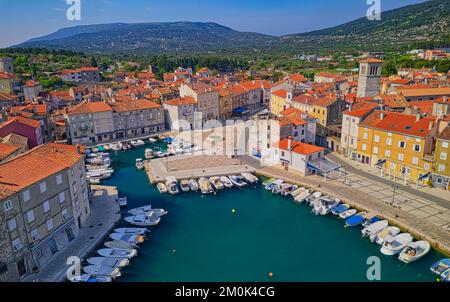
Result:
[375, 159, 386, 166]
[233, 107, 249, 114]
[308, 158, 342, 173]
[418, 172, 431, 181]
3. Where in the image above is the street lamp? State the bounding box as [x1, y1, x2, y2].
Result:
[391, 184, 399, 206]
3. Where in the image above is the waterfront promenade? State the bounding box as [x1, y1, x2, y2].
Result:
[257, 165, 450, 256]
[23, 186, 121, 282]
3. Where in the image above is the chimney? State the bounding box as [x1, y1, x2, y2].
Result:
[287, 136, 293, 151]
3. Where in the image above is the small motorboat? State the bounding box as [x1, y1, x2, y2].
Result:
[294, 190, 311, 203]
[180, 180, 190, 192]
[331, 203, 349, 216]
[157, 183, 168, 194]
[83, 265, 121, 279]
[104, 240, 136, 250]
[305, 191, 322, 205]
[398, 241, 431, 263]
[128, 205, 167, 217]
[220, 176, 233, 188]
[97, 248, 137, 259]
[189, 179, 199, 192]
[262, 178, 275, 186]
[345, 212, 368, 227]
[339, 209, 357, 219]
[380, 233, 414, 256]
[109, 233, 145, 244]
[314, 198, 340, 216]
[371, 226, 401, 245]
[430, 259, 450, 277]
[441, 269, 450, 282]
[199, 177, 214, 194]
[124, 213, 161, 227]
[229, 175, 247, 188]
[265, 179, 283, 191]
[135, 159, 145, 170]
[209, 177, 224, 190]
[86, 257, 129, 268]
[362, 216, 381, 227]
[130, 140, 139, 147]
[69, 274, 112, 283]
[118, 196, 128, 208]
[114, 228, 148, 235]
[149, 138, 157, 143]
[291, 187, 305, 197]
[361, 220, 389, 238]
[145, 149, 154, 159]
[281, 184, 298, 196]
[166, 177, 179, 195]
[241, 173, 258, 183]
[137, 140, 145, 146]
[89, 178, 101, 185]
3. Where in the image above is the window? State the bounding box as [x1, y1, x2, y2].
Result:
[413, 144, 421, 152]
[373, 147, 379, 155]
[424, 163, 430, 170]
[390, 163, 396, 169]
[398, 141, 406, 148]
[440, 152, 447, 161]
[7, 218, 17, 231]
[443, 142, 449, 149]
[27, 210, 35, 223]
[385, 150, 391, 157]
[59, 192, 66, 203]
[46, 219, 54, 231]
[31, 229, 40, 241]
[374, 135, 380, 143]
[56, 174, 63, 185]
[412, 157, 419, 165]
[386, 138, 392, 146]
[4, 200, 12, 211]
[438, 164, 445, 173]
[12, 238, 23, 252]
[39, 182, 47, 193]
[62, 209, 69, 221]
[398, 153, 404, 161]
[43, 201, 50, 213]
[22, 190, 30, 202]
[362, 144, 367, 151]
[363, 133, 368, 140]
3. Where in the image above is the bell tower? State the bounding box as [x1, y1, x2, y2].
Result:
[357, 58, 383, 98]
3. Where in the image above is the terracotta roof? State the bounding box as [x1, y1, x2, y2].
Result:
[274, 139, 325, 155]
[0, 116, 40, 129]
[0, 73, 15, 80]
[272, 89, 288, 98]
[360, 58, 384, 63]
[344, 102, 378, 118]
[1, 133, 28, 147]
[164, 96, 197, 106]
[0, 143, 20, 161]
[408, 101, 435, 115]
[110, 99, 161, 112]
[67, 102, 113, 116]
[0, 143, 84, 199]
[396, 87, 450, 98]
[0, 92, 18, 102]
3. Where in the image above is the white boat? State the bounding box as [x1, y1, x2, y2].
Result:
[124, 213, 161, 227]
[118, 196, 127, 208]
[137, 140, 145, 146]
[398, 241, 431, 263]
[229, 175, 247, 187]
[157, 183, 168, 194]
[136, 159, 145, 170]
[305, 191, 322, 205]
[89, 178, 101, 185]
[380, 233, 414, 256]
[220, 176, 233, 188]
[83, 265, 122, 279]
[313, 198, 340, 216]
[97, 248, 137, 259]
[361, 220, 389, 238]
[189, 179, 199, 192]
[209, 177, 224, 190]
[109, 233, 145, 244]
[294, 190, 311, 203]
[291, 187, 305, 197]
[130, 140, 139, 147]
[281, 184, 298, 196]
[241, 173, 258, 183]
[104, 240, 136, 250]
[180, 180, 190, 192]
[199, 177, 214, 194]
[103, 145, 111, 151]
[149, 138, 157, 143]
[371, 226, 401, 245]
[69, 274, 112, 283]
[114, 228, 148, 235]
[86, 257, 129, 268]
[339, 209, 357, 219]
[145, 149, 154, 159]
[128, 206, 168, 217]
[166, 177, 179, 195]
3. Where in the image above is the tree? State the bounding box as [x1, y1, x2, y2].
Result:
[90, 57, 98, 68]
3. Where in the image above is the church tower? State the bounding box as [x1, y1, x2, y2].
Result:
[357, 58, 383, 98]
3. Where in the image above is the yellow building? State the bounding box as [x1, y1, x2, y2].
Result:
[356, 111, 437, 182]
[432, 126, 450, 189]
[291, 95, 343, 127]
[270, 89, 291, 116]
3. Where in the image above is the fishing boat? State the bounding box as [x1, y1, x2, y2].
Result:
[371, 226, 401, 245]
[109, 233, 145, 244]
[83, 265, 122, 279]
[362, 216, 381, 227]
[313, 198, 340, 216]
[380, 233, 414, 256]
[291, 187, 305, 197]
[345, 212, 368, 227]
[220, 176, 233, 188]
[145, 149, 154, 159]
[180, 180, 190, 192]
[118, 196, 128, 208]
[241, 173, 258, 183]
[229, 175, 247, 187]
[361, 220, 389, 238]
[114, 228, 148, 235]
[398, 241, 431, 263]
[294, 190, 311, 203]
[209, 177, 224, 190]
[69, 274, 112, 283]
[339, 209, 357, 219]
[104, 240, 136, 250]
[157, 183, 168, 194]
[430, 259, 450, 277]
[441, 269, 450, 282]
[124, 213, 161, 227]
[86, 257, 129, 268]
[189, 179, 199, 192]
[97, 248, 137, 259]
[199, 177, 214, 194]
[135, 159, 145, 170]
[281, 184, 298, 196]
[331, 203, 349, 216]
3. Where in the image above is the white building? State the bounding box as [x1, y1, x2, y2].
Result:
[163, 96, 198, 131]
[179, 83, 219, 124]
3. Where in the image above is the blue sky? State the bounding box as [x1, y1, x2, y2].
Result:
[0, 0, 427, 48]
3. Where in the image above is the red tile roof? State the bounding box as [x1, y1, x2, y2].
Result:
[272, 89, 288, 98]
[110, 99, 161, 112]
[0, 143, 20, 161]
[164, 96, 197, 106]
[1, 116, 41, 129]
[274, 139, 325, 155]
[67, 102, 113, 115]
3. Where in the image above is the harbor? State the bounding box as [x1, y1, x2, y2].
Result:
[92, 143, 448, 282]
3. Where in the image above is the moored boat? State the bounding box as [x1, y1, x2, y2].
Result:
[262, 178, 275, 186]
[124, 213, 161, 227]
[118, 196, 128, 208]
[220, 176, 233, 188]
[371, 226, 401, 245]
[241, 173, 258, 183]
[114, 228, 147, 235]
[291, 187, 305, 197]
[86, 257, 129, 268]
[180, 180, 190, 192]
[345, 212, 368, 227]
[361, 220, 389, 238]
[265, 179, 283, 191]
[157, 183, 168, 194]
[398, 241, 431, 263]
[339, 209, 357, 219]
[229, 175, 247, 187]
[209, 177, 224, 190]
[189, 179, 199, 192]
[362, 216, 381, 227]
[331, 203, 349, 216]
[109, 233, 145, 244]
[104, 240, 136, 250]
[135, 158, 145, 170]
[83, 265, 122, 279]
[199, 177, 214, 194]
[69, 274, 112, 283]
[380, 233, 414, 256]
[281, 184, 298, 196]
[145, 149, 154, 159]
[166, 177, 179, 195]
[97, 248, 137, 259]
[294, 190, 311, 203]
[430, 259, 450, 276]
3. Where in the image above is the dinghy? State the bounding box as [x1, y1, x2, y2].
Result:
[157, 183, 168, 194]
[114, 228, 148, 235]
[339, 209, 357, 219]
[281, 184, 298, 196]
[69, 274, 112, 283]
[241, 173, 258, 183]
[97, 248, 137, 259]
[189, 179, 199, 192]
[229, 175, 247, 187]
[86, 257, 129, 268]
[430, 259, 450, 276]
[145, 149, 154, 159]
[380, 233, 414, 256]
[83, 265, 121, 279]
[135, 159, 145, 170]
[166, 177, 179, 195]
[371, 226, 401, 245]
[362, 216, 381, 227]
[361, 220, 389, 238]
[291, 187, 305, 197]
[331, 204, 349, 216]
[345, 212, 367, 227]
[180, 180, 190, 192]
[209, 177, 224, 190]
[124, 213, 161, 227]
[265, 179, 283, 191]
[109, 233, 145, 244]
[128, 206, 167, 217]
[294, 190, 311, 203]
[220, 176, 233, 188]
[104, 240, 136, 250]
[199, 178, 214, 194]
[398, 241, 431, 263]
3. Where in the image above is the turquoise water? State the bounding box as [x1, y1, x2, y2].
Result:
[103, 143, 444, 282]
